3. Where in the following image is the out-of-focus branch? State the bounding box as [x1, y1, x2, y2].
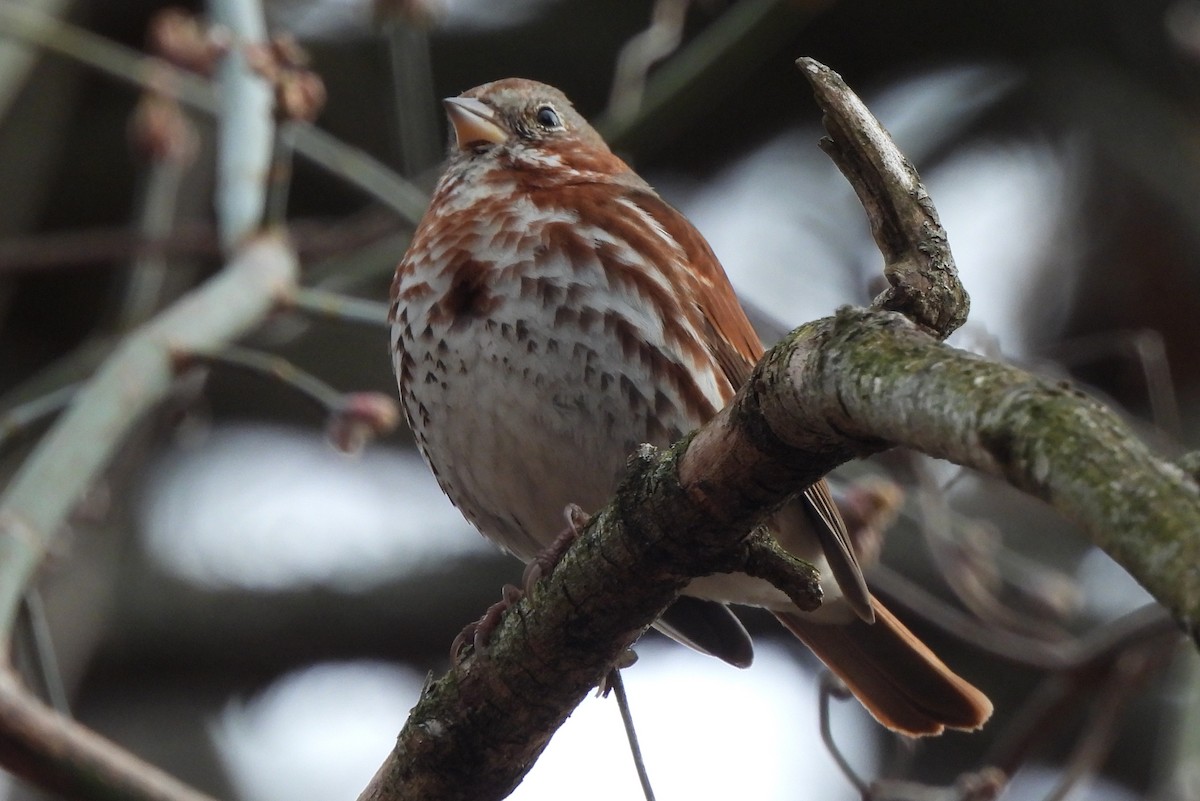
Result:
[120, 91, 200, 329]
[0, 235, 292, 801]
[0, 210, 402, 273]
[179, 344, 399, 453]
[211, 0, 273, 250]
[607, 0, 691, 122]
[0, 667, 222, 801]
[0, 3, 429, 222]
[597, 0, 833, 153]
[0, 233, 297, 653]
[0, 0, 70, 121]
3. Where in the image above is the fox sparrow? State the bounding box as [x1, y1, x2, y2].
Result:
[390, 78, 991, 735]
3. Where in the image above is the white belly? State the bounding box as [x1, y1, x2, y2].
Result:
[393, 248, 729, 562]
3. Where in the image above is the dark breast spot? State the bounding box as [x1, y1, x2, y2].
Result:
[430, 258, 502, 327]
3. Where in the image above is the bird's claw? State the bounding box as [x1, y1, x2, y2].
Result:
[522, 503, 592, 597]
[450, 582, 525, 665]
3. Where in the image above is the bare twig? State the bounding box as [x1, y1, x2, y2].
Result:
[0, 4, 429, 222]
[909, 458, 1076, 641]
[0, 667, 222, 801]
[211, 0, 274, 250]
[382, 17, 441, 176]
[120, 92, 200, 329]
[0, 383, 79, 451]
[16, 589, 70, 715]
[286, 123, 429, 222]
[1042, 328, 1183, 441]
[180, 344, 399, 453]
[0, 211, 402, 273]
[607, 0, 692, 122]
[798, 57, 969, 338]
[982, 607, 1181, 777]
[597, 0, 833, 152]
[608, 671, 658, 801]
[0, 233, 297, 654]
[1039, 649, 1154, 801]
[290, 287, 390, 327]
[739, 528, 822, 611]
[818, 671, 869, 795]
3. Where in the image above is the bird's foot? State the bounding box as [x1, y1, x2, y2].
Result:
[521, 503, 592, 596]
[450, 582, 524, 664]
[451, 504, 592, 665]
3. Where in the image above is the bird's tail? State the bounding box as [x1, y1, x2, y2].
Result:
[776, 599, 992, 736]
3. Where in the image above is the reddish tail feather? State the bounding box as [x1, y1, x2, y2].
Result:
[777, 600, 992, 736]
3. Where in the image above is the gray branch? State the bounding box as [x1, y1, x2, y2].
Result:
[359, 59, 1200, 801]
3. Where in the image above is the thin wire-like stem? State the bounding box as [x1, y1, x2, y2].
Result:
[286, 122, 429, 223]
[1042, 328, 1183, 441]
[607, 0, 691, 121]
[266, 124, 297, 230]
[1042, 642, 1174, 801]
[184, 344, 345, 414]
[291, 287, 390, 327]
[818, 670, 869, 796]
[0, 382, 79, 450]
[118, 123, 196, 329]
[18, 589, 70, 716]
[383, 18, 440, 176]
[607, 670, 657, 801]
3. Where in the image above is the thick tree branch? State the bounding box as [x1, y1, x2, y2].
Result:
[363, 59, 1200, 801]
[364, 304, 1200, 801]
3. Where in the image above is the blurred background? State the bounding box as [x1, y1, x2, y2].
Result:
[1, 0, 1199, 799]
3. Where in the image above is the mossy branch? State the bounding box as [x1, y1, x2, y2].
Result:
[362, 58, 1199, 801]
[362, 303, 1200, 801]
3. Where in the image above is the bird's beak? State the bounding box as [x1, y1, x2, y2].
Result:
[443, 96, 507, 150]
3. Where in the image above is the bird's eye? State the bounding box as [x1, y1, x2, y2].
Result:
[535, 105, 563, 130]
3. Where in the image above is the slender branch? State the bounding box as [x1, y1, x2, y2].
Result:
[608, 671, 657, 801]
[290, 287, 390, 327]
[382, 17, 441, 176]
[607, 0, 692, 122]
[0, 211, 402, 273]
[286, 123, 429, 223]
[0, 667, 221, 801]
[0, 233, 297, 654]
[819, 672, 868, 795]
[120, 93, 199, 329]
[0, 3, 429, 222]
[0, 383, 79, 450]
[596, 0, 830, 153]
[180, 344, 400, 453]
